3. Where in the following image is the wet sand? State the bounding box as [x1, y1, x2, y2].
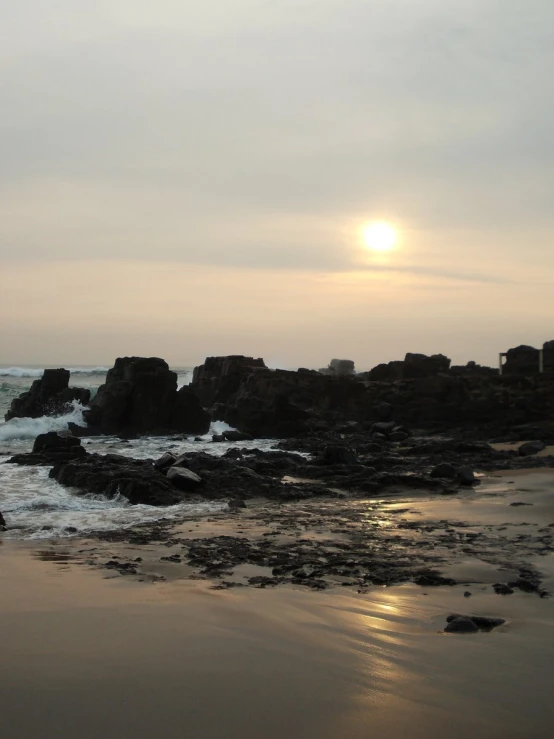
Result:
[2, 471, 554, 738]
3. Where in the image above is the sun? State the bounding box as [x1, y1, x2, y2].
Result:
[362, 222, 398, 253]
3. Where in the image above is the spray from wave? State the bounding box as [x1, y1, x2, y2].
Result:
[0, 401, 87, 441]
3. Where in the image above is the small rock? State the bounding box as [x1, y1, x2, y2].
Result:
[444, 614, 505, 633]
[153, 452, 177, 470]
[493, 583, 514, 595]
[390, 431, 409, 442]
[444, 617, 479, 633]
[223, 430, 254, 442]
[0, 511, 6, 530]
[519, 441, 546, 457]
[464, 591, 472, 598]
[166, 466, 203, 491]
[212, 434, 225, 443]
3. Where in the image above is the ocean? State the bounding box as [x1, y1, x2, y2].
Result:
[0, 366, 275, 540]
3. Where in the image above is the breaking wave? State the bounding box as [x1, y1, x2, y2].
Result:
[0, 402, 87, 441]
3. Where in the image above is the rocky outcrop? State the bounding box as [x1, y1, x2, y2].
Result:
[8, 431, 87, 465]
[5, 369, 90, 421]
[450, 361, 497, 377]
[502, 341, 554, 375]
[49, 454, 193, 506]
[0, 511, 6, 531]
[365, 353, 451, 381]
[191, 355, 267, 407]
[84, 357, 210, 435]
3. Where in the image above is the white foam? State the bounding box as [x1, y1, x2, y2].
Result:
[0, 402, 87, 441]
[0, 465, 227, 540]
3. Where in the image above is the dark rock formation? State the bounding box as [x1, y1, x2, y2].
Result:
[50, 454, 191, 506]
[502, 345, 541, 375]
[365, 353, 451, 381]
[166, 466, 203, 491]
[519, 440, 546, 457]
[5, 369, 90, 421]
[192, 355, 267, 407]
[450, 361, 497, 377]
[84, 357, 210, 435]
[444, 614, 505, 633]
[8, 432, 87, 465]
[0, 511, 6, 531]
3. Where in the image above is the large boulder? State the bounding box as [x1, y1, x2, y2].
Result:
[5, 369, 90, 421]
[84, 357, 209, 435]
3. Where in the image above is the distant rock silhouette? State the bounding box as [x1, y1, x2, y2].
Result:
[5, 368, 90, 421]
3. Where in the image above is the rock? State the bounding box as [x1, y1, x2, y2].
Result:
[0, 511, 6, 530]
[84, 357, 209, 435]
[166, 466, 203, 491]
[493, 583, 514, 595]
[457, 466, 476, 486]
[8, 432, 87, 465]
[389, 431, 409, 442]
[321, 446, 359, 465]
[444, 617, 479, 633]
[153, 452, 177, 470]
[173, 386, 211, 435]
[223, 430, 254, 442]
[212, 434, 225, 442]
[5, 368, 91, 421]
[371, 421, 396, 436]
[49, 454, 189, 506]
[445, 614, 505, 632]
[464, 591, 472, 597]
[192, 355, 268, 407]
[519, 440, 546, 457]
[430, 462, 457, 479]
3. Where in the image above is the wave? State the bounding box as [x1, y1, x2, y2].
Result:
[0, 402, 87, 441]
[0, 366, 109, 378]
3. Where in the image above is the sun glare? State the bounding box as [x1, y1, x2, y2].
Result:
[362, 222, 398, 253]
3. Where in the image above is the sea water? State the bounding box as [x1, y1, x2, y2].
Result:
[0, 366, 275, 539]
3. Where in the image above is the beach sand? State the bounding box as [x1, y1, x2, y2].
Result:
[2, 499, 554, 739]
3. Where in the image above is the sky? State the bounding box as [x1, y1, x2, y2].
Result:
[1, 0, 553, 369]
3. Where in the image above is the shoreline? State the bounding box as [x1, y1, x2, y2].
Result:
[1, 529, 553, 739]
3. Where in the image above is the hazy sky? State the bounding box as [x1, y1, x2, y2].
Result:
[1, 0, 553, 368]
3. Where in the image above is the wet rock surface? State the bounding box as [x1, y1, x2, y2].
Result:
[444, 614, 506, 633]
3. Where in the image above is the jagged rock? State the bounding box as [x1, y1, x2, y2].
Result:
[519, 440, 546, 457]
[8, 432, 87, 465]
[192, 356, 267, 407]
[84, 357, 209, 435]
[166, 466, 203, 491]
[5, 369, 90, 421]
[49, 454, 188, 506]
[430, 462, 457, 479]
